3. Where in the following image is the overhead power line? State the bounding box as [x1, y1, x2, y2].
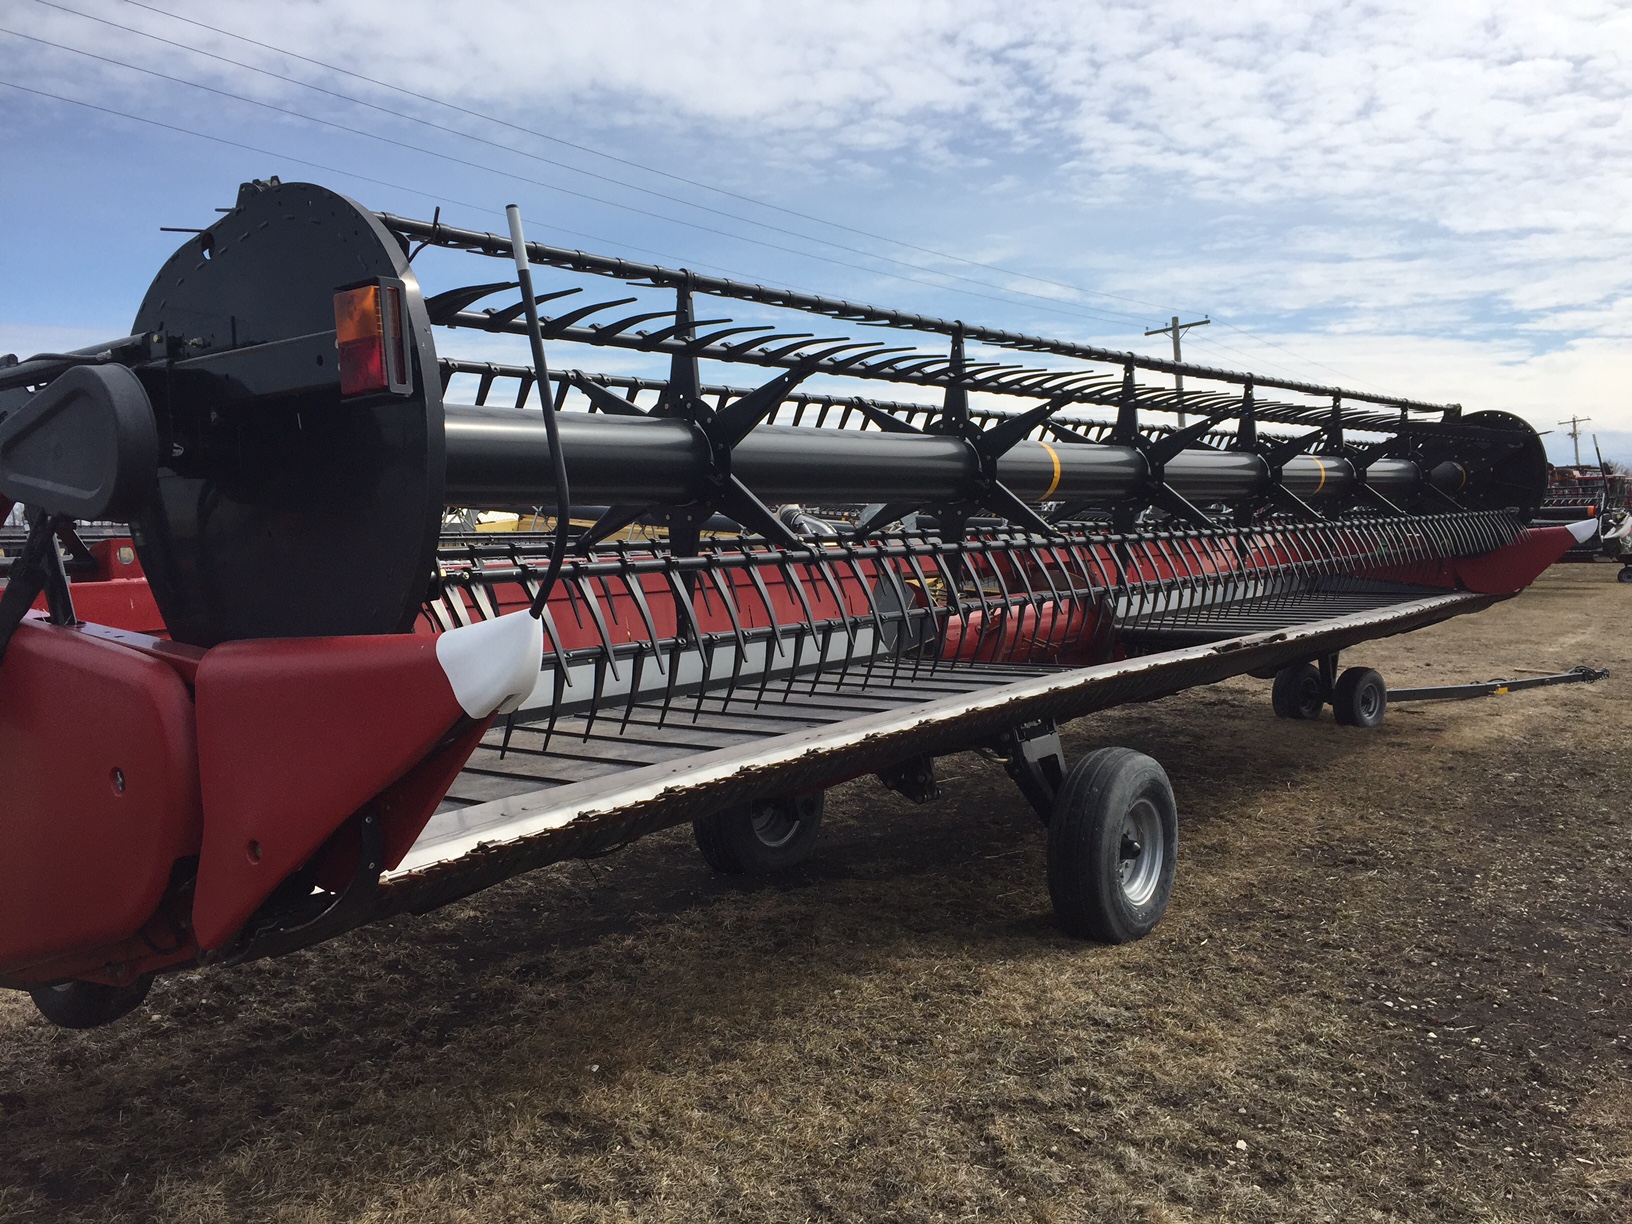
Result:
[5, 26, 1184, 334]
[2, 75, 1369, 395]
[30, 0, 1153, 332]
[100, 0, 1377, 385]
[0, 77, 797, 286]
[7, 9, 1400, 391]
[111, 0, 1171, 313]
[31, 0, 1383, 388]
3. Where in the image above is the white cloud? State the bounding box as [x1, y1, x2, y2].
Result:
[7, 0, 1632, 451]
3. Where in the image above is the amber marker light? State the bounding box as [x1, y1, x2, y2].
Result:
[335, 281, 410, 397]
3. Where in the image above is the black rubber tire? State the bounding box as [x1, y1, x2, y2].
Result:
[1271, 662, 1325, 720]
[29, 975, 153, 1029]
[692, 792, 824, 874]
[1618, 566, 1632, 584]
[1047, 747, 1177, 943]
[1332, 666, 1388, 727]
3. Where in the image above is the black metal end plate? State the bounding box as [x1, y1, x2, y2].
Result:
[129, 181, 444, 646]
[1457, 409, 1549, 518]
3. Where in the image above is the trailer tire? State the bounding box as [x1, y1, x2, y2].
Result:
[1271, 662, 1326, 720]
[29, 975, 153, 1029]
[1617, 565, 1632, 584]
[1047, 748, 1177, 943]
[692, 792, 824, 874]
[1332, 666, 1388, 727]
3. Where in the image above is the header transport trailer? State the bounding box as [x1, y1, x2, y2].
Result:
[0, 180, 1590, 1029]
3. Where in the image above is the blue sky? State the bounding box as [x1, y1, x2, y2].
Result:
[3, 0, 1630, 463]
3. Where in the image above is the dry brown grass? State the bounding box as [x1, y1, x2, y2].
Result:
[2, 564, 1630, 1222]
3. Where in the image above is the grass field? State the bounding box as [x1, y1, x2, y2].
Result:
[2, 563, 1629, 1222]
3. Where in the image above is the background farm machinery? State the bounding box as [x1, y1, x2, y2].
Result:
[1536, 464, 1632, 577]
[0, 179, 1588, 1028]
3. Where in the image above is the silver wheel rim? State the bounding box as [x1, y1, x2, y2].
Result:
[1357, 681, 1382, 721]
[1117, 797, 1165, 908]
[751, 802, 801, 848]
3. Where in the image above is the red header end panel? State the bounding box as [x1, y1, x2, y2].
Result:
[191, 634, 474, 951]
[0, 621, 202, 975]
[1451, 525, 1590, 594]
[1358, 524, 1589, 595]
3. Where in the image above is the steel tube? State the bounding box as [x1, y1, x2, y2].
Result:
[736, 425, 976, 502]
[444, 404, 1435, 512]
[998, 440, 1146, 502]
[1162, 450, 1267, 503]
[444, 407, 709, 507]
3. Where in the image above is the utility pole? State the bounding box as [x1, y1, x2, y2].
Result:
[1558, 415, 1591, 466]
[1145, 315, 1209, 426]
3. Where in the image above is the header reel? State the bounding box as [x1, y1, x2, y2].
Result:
[0, 178, 1548, 650]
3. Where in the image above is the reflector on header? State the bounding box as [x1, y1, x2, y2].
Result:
[334, 278, 411, 397]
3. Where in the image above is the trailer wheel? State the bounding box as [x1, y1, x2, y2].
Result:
[692, 792, 824, 874]
[1618, 565, 1632, 584]
[1271, 662, 1326, 720]
[29, 975, 153, 1029]
[1332, 666, 1388, 727]
[1047, 748, 1177, 943]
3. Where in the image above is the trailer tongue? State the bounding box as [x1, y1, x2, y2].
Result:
[0, 179, 1584, 1028]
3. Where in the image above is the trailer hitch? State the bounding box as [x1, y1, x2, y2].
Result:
[1388, 665, 1608, 703]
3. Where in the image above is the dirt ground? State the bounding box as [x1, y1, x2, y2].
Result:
[2, 563, 1629, 1223]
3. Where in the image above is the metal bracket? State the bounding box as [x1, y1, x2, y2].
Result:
[1267, 484, 1326, 522]
[1318, 652, 1339, 700]
[1146, 410, 1235, 469]
[854, 401, 926, 435]
[1231, 379, 1256, 452]
[1346, 437, 1397, 469]
[220, 805, 384, 966]
[1151, 483, 1219, 531]
[571, 369, 648, 417]
[1100, 365, 1226, 531]
[1354, 481, 1409, 516]
[997, 718, 1065, 823]
[1262, 427, 1328, 473]
[576, 376, 813, 552]
[973, 395, 1071, 461]
[907, 328, 1061, 540]
[930, 323, 971, 437]
[1111, 360, 1139, 446]
[659, 279, 704, 417]
[0, 510, 76, 666]
[850, 501, 916, 538]
[878, 755, 938, 804]
[849, 397, 1063, 540]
